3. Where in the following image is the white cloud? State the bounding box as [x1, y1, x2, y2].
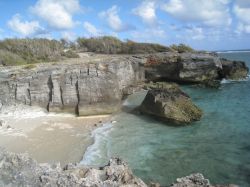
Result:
[31, 0, 80, 30]
[162, 0, 232, 27]
[99, 5, 134, 32]
[83, 22, 102, 37]
[131, 27, 166, 43]
[233, 0, 250, 34]
[186, 26, 205, 40]
[61, 31, 77, 41]
[8, 14, 45, 36]
[133, 1, 158, 26]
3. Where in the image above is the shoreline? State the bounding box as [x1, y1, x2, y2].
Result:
[0, 105, 112, 166]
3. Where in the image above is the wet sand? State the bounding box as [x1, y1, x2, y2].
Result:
[0, 106, 111, 166]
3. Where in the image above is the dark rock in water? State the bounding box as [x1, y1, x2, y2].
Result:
[140, 82, 202, 124]
[219, 59, 249, 80]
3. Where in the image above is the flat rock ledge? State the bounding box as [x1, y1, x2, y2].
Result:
[0, 150, 238, 187]
[140, 82, 202, 124]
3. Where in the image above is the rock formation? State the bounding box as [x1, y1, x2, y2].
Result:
[140, 82, 202, 124]
[0, 149, 147, 187]
[219, 58, 249, 80]
[0, 52, 248, 116]
[171, 173, 238, 187]
[0, 150, 238, 187]
[0, 55, 145, 116]
[144, 52, 248, 85]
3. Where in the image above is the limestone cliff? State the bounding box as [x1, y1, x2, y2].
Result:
[144, 52, 248, 85]
[0, 54, 145, 116]
[0, 52, 248, 116]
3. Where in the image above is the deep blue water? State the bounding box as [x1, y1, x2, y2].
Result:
[81, 52, 250, 186]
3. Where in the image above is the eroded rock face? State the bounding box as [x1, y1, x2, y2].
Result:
[0, 56, 145, 116]
[140, 83, 202, 124]
[144, 52, 248, 84]
[219, 59, 249, 80]
[0, 149, 147, 187]
[144, 52, 221, 84]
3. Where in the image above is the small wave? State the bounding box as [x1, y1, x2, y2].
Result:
[221, 75, 250, 84]
[217, 50, 250, 54]
[80, 122, 113, 166]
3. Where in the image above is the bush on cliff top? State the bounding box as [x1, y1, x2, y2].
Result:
[76, 36, 171, 54]
[0, 38, 79, 66]
[170, 44, 194, 53]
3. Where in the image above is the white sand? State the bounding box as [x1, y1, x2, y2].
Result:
[0, 105, 111, 166]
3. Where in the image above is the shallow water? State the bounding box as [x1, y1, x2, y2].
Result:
[81, 52, 250, 186]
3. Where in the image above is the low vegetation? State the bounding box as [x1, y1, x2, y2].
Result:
[0, 36, 194, 66]
[0, 38, 78, 66]
[76, 36, 171, 54]
[170, 44, 194, 53]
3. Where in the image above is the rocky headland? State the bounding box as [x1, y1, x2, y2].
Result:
[0, 51, 248, 121]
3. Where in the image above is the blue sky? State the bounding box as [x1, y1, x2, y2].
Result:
[0, 0, 250, 50]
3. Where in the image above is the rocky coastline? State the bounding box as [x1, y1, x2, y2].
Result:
[0, 52, 248, 117]
[0, 51, 248, 186]
[0, 149, 238, 187]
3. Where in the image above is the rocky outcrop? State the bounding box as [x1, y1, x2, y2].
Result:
[0, 55, 145, 116]
[0, 150, 238, 187]
[0, 149, 147, 187]
[0, 52, 248, 116]
[171, 173, 238, 187]
[140, 82, 202, 124]
[144, 52, 248, 85]
[219, 58, 249, 80]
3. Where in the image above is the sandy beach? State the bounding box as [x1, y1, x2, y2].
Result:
[0, 105, 111, 166]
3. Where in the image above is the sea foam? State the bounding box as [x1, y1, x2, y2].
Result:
[80, 122, 113, 166]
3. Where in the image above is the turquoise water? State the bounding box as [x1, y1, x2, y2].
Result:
[81, 52, 250, 186]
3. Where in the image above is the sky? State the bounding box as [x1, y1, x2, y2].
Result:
[0, 0, 250, 51]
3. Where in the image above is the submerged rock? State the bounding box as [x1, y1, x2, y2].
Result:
[140, 82, 202, 124]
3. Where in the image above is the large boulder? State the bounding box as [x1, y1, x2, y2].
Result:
[140, 83, 202, 124]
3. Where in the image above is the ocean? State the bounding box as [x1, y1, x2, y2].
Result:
[81, 52, 250, 186]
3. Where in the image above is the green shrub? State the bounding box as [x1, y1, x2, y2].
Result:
[76, 36, 170, 54]
[0, 49, 26, 66]
[170, 44, 194, 53]
[0, 38, 64, 64]
[61, 49, 80, 58]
